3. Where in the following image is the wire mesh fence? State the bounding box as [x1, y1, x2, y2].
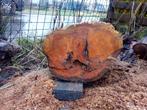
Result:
[0, 0, 109, 43]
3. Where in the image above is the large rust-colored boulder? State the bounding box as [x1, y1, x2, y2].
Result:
[43, 22, 123, 82]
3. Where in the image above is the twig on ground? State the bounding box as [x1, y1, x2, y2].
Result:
[16, 49, 35, 65]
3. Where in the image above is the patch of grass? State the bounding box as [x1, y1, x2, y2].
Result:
[134, 28, 147, 40]
[115, 24, 128, 34]
[12, 38, 47, 72]
[17, 38, 34, 49]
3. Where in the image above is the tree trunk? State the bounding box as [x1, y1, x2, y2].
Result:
[0, 1, 3, 35]
[43, 22, 123, 82]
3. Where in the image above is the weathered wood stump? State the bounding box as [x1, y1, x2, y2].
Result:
[133, 43, 147, 60]
[0, 40, 21, 62]
[43, 22, 123, 82]
[133, 37, 147, 60]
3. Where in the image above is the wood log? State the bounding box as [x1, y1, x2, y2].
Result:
[133, 37, 147, 60]
[0, 40, 21, 61]
[133, 43, 147, 60]
[43, 22, 123, 82]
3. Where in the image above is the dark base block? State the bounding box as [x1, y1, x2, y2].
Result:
[53, 81, 83, 101]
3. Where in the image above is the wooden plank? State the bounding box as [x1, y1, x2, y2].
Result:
[139, 17, 147, 25]
[141, 2, 147, 12]
[107, 1, 147, 26]
[112, 13, 131, 23]
[112, 1, 140, 10]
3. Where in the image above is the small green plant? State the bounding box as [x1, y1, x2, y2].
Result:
[115, 24, 129, 34]
[12, 38, 47, 71]
[17, 38, 34, 49]
[134, 28, 147, 40]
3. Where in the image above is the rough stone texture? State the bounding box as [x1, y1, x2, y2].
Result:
[53, 81, 83, 101]
[43, 22, 123, 82]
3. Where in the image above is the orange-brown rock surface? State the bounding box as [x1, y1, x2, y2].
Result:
[43, 22, 123, 82]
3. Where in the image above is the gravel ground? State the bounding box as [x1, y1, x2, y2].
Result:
[0, 60, 147, 110]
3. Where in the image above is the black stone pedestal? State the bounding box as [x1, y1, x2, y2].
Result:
[53, 81, 83, 101]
